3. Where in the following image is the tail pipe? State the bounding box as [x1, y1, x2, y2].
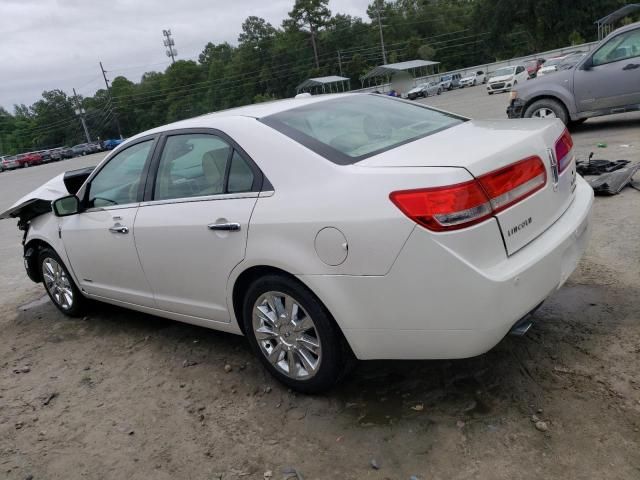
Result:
[509, 302, 544, 336]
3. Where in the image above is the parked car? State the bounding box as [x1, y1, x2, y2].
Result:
[439, 73, 462, 90]
[407, 81, 442, 99]
[37, 150, 53, 163]
[0, 93, 593, 393]
[524, 58, 546, 78]
[486, 65, 529, 94]
[103, 138, 125, 150]
[459, 71, 487, 87]
[508, 22, 640, 124]
[60, 146, 74, 159]
[19, 152, 44, 167]
[71, 143, 94, 156]
[88, 142, 103, 153]
[50, 148, 62, 161]
[2, 155, 21, 170]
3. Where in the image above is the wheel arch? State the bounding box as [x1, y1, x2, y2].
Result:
[230, 264, 356, 357]
[23, 238, 57, 283]
[523, 94, 572, 120]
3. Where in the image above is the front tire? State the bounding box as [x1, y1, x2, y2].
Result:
[523, 98, 569, 125]
[242, 274, 349, 393]
[39, 247, 88, 317]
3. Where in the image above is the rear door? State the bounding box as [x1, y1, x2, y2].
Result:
[574, 27, 640, 112]
[133, 129, 263, 322]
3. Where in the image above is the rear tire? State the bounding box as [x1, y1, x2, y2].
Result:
[523, 98, 569, 125]
[39, 247, 88, 317]
[242, 274, 351, 394]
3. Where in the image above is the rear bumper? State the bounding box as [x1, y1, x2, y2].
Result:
[299, 177, 593, 360]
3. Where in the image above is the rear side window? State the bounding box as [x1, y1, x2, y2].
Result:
[153, 133, 258, 201]
[260, 95, 465, 165]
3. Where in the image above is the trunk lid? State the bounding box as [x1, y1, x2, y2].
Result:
[358, 119, 576, 255]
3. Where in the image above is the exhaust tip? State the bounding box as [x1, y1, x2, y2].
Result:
[510, 320, 533, 336]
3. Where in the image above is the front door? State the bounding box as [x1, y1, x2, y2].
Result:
[133, 131, 261, 322]
[61, 138, 157, 307]
[574, 27, 640, 112]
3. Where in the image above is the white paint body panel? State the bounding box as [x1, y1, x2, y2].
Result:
[134, 195, 258, 321]
[9, 94, 594, 361]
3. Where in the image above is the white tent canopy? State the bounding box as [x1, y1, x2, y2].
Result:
[296, 76, 351, 93]
[361, 59, 440, 81]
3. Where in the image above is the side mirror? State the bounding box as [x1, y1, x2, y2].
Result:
[52, 195, 80, 217]
[581, 57, 593, 70]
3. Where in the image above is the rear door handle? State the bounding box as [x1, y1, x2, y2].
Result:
[623, 63, 639, 70]
[207, 222, 241, 232]
[108, 225, 129, 234]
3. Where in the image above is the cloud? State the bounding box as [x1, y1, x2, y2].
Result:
[0, 0, 371, 110]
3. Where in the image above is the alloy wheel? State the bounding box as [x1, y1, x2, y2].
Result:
[252, 291, 322, 380]
[532, 108, 557, 119]
[42, 257, 74, 310]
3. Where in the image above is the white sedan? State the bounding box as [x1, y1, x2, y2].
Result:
[459, 70, 487, 87]
[1, 94, 593, 393]
[486, 65, 529, 94]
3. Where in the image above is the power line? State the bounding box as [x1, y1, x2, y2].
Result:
[100, 61, 124, 139]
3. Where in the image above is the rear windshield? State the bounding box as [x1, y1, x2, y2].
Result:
[260, 95, 465, 165]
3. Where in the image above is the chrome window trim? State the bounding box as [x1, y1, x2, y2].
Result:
[139, 191, 260, 208]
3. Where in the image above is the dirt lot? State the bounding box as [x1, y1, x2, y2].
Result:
[1, 88, 639, 480]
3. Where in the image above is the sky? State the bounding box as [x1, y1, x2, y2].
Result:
[0, 0, 372, 111]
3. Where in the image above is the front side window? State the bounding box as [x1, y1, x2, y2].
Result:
[154, 133, 257, 201]
[593, 28, 640, 66]
[261, 95, 464, 165]
[88, 140, 153, 208]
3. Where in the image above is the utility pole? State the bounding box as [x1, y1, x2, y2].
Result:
[99, 61, 124, 139]
[337, 50, 343, 76]
[163, 29, 177, 63]
[73, 88, 91, 144]
[376, 0, 387, 64]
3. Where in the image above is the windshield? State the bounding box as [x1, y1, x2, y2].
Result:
[261, 95, 465, 165]
[493, 67, 515, 76]
[440, 75, 452, 81]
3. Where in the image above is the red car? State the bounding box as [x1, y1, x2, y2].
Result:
[524, 58, 546, 78]
[16, 152, 44, 168]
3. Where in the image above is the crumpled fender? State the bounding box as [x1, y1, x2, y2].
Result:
[0, 173, 68, 223]
[0, 166, 93, 224]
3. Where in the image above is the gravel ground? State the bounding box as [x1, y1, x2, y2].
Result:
[1, 88, 639, 480]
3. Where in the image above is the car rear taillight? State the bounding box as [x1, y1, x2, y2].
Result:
[477, 156, 547, 214]
[555, 129, 573, 173]
[390, 156, 547, 232]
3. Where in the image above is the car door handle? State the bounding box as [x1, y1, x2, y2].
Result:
[108, 225, 129, 234]
[207, 222, 241, 231]
[623, 63, 639, 70]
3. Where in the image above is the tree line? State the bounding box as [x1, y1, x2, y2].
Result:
[0, 0, 634, 155]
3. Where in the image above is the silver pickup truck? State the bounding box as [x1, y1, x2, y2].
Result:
[507, 21, 640, 125]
